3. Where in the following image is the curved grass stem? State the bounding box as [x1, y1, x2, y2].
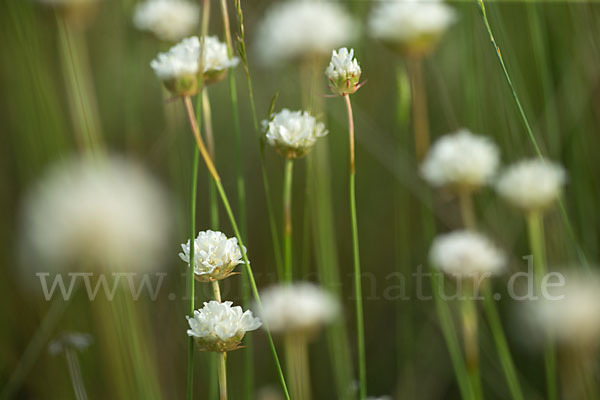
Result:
[183, 95, 290, 400]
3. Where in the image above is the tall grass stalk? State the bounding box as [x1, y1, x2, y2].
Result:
[343, 94, 367, 400]
[284, 334, 311, 400]
[183, 95, 290, 399]
[64, 348, 88, 400]
[283, 158, 294, 282]
[526, 211, 557, 400]
[475, 0, 588, 269]
[458, 191, 525, 400]
[233, 0, 284, 277]
[56, 12, 103, 154]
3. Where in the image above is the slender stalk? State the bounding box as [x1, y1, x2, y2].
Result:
[343, 94, 367, 399]
[458, 190, 525, 400]
[186, 147, 199, 400]
[218, 352, 228, 400]
[56, 12, 103, 155]
[475, 0, 589, 269]
[460, 292, 483, 400]
[65, 348, 88, 400]
[283, 158, 294, 282]
[183, 96, 290, 400]
[526, 211, 557, 400]
[212, 281, 222, 303]
[407, 56, 429, 162]
[284, 334, 312, 400]
[233, 0, 283, 278]
[202, 89, 220, 230]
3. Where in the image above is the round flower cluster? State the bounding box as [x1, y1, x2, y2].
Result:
[263, 109, 328, 158]
[495, 159, 566, 212]
[133, 0, 200, 42]
[179, 230, 245, 282]
[151, 36, 238, 95]
[429, 230, 506, 279]
[368, 0, 456, 56]
[255, 1, 357, 65]
[257, 282, 339, 337]
[21, 156, 171, 273]
[421, 129, 500, 192]
[187, 301, 262, 352]
[526, 273, 600, 346]
[326, 48, 362, 96]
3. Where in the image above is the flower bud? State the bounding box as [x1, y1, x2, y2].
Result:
[325, 47, 362, 96]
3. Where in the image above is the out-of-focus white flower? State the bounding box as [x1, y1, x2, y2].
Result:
[179, 230, 245, 282]
[495, 159, 566, 212]
[257, 282, 339, 337]
[421, 129, 500, 191]
[187, 301, 262, 352]
[151, 36, 238, 95]
[255, 2, 357, 65]
[368, 0, 456, 56]
[133, 0, 200, 42]
[525, 273, 600, 346]
[49, 332, 93, 355]
[429, 231, 505, 279]
[263, 109, 328, 158]
[326, 47, 362, 96]
[37, 0, 97, 5]
[21, 156, 171, 272]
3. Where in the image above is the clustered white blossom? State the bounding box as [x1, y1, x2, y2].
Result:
[257, 282, 339, 337]
[526, 273, 600, 346]
[255, 2, 357, 65]
[179, 230, 245, 282]
[187, 301, 262, 352]
[429, 230, 506, 279]
[151, 36, 238, 95]
[49, 332, 93, 355]
[133, 0, 200, 42]
[421, 129, 500, 191]
[368, 0, 456, 55]
[495, 159, 566, 212]
[263, 109, 328, 158]
[326, 48, 362, 96]
[21, 156, 171, 273]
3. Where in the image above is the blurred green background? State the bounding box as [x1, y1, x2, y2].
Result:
[1, 0, 600, 399]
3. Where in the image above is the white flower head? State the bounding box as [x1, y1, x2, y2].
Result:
[524, 272, 600, 347]
[179, 230, 245, 282]
[368, 0, 456, 56]
[151, 36, 238, 95]
[187, 301, 262, 352]
[326, 47, 362, 96]
[133, 0, 200, 42]
[21, 156, 171, 273]
[429, 231, 506, 279]
[257, 282, 339, 337]
[495, 159, 566, 212]
[49, 332, 93, 355]
[255, 2, 357, 65]
[263, 109, 328, 158]
[421, 129, 500, 192]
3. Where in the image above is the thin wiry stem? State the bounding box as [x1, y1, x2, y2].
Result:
[65, 349, 88, 400]
[218, 352, 228, 400]
[475, 0, 589, 269]
[526, 211, 557, 400]
[407, 56, 429, 162]
[344, 94, 367, 399]
[233, 0, 284, 277]
[183, 96, 290, 400]
[283, 158, 294, 282]
[458, 191, 525, 400]
[202, 88, 220, 230]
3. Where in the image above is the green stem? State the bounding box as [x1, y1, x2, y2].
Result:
[283, 158, 294, 282]
[475, 0, 589, 269]
[460, 293, 483, 400]
[65, 348, 88, 400]
[459, 190, 525, 400]
[183, 96, 290, 400]
[344, 94, 367, 399]
[212, 281, 222, 303]
[526, 211, 557, 400]
[218, 352, 228, 400]
[407, 56, 429, 162]
[202, 89, 220, 230]
[284, 334, 312, 400]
